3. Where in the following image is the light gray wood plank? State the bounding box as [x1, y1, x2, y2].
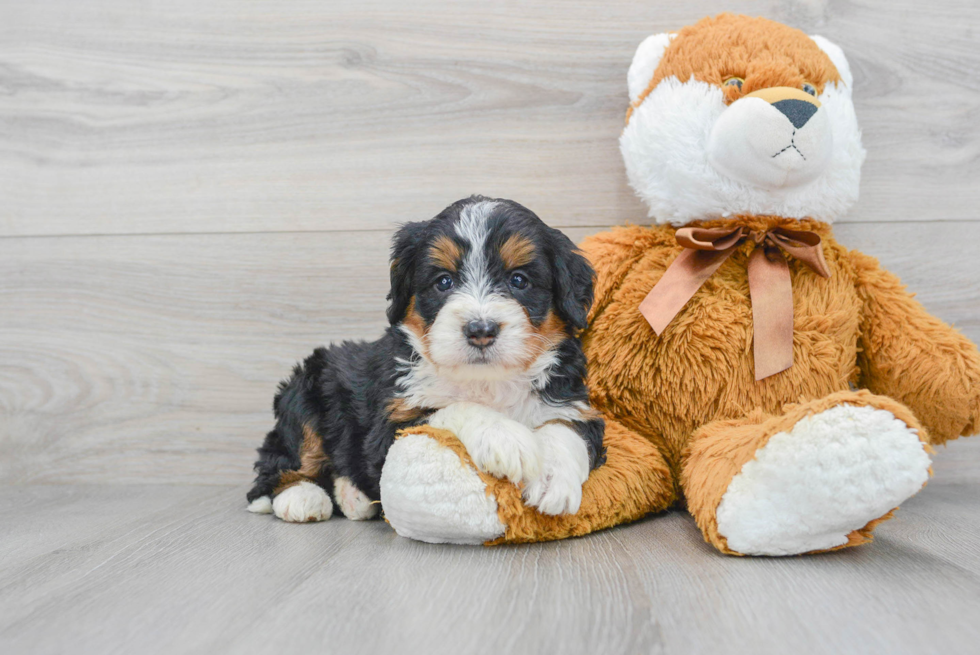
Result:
[1, 0, 978, 238]
[0, 447, 978, 655]
[1, 221, 978, 485]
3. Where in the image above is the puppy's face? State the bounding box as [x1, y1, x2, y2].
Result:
[388, 198, 593, 379]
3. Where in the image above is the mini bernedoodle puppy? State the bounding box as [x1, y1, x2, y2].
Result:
[246, 196, 605, 523]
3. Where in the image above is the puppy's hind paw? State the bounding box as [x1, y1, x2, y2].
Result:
[247, 495, 273, 514]
[272, 481, 334, 523]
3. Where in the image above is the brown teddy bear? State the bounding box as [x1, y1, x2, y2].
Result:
[378, 14, 980, 555]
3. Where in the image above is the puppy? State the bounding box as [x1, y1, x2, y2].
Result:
[246, 196, 605, 523]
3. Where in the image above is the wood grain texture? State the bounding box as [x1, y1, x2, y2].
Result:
[1, 0, 978, 237]
[0, 444, 979, 655]
[2, 4, 979, 651]
[1, 222, 977, 486]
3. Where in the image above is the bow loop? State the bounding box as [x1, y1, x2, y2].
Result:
[638, 223, 832, 381]
[674, 226, 746, 251]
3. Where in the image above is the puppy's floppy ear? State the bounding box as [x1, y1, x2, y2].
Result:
[550, 230, 595, 331]
[387, 221, 428, 325]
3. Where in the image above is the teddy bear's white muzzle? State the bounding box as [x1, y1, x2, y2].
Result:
[707, 91, 833, 191]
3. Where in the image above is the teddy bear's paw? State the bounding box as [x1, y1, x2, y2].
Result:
[380, 431, 506, 545]
[428, 403, 541, 485]
[716, 404, 931, 556]
[523, 422, 590, 515]
[272, 481, 334, 523]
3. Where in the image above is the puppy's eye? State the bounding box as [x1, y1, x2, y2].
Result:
[509, 273, 529, 290]
[802, 82, 817, 96]
[723, 77, 744, 91]
[434, 275, 454, 292]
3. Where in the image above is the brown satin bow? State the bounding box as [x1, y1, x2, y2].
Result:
[639, 225, 831, 381]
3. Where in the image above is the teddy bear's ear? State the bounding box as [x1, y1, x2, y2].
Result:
[810, 35, 854, 90]
[627, 33, 675, 103]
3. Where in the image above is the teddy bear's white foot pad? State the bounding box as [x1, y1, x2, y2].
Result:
[716, 404, 931, 556]
[272, 481, 334, 523]
[380, 433, 506, 545]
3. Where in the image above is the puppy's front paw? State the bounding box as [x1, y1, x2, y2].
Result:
[466, 420, 541, 484]
[523, 422, 590, 516]
[429, 402, 541, 484]
[523, 468, 584, 516]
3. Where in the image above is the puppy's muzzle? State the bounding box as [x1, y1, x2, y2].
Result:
[464, 319, 499, 349]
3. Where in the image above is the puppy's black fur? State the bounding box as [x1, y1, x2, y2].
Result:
[247, 196, 605, 515]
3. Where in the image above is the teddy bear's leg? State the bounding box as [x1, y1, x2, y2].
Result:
[380, 420, 675, 545]
[681, 390, 933, 556]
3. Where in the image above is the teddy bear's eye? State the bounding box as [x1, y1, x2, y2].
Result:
[802, 82, 817, 96]
[723, 77, 744, 91]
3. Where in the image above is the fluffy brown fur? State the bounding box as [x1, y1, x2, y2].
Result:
[472, 219, 978, 549]
[628, 13, 841, 121]
[385, 15, 980, 553]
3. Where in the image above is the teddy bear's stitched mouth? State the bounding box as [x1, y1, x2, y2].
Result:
[772, 131, 807, 161]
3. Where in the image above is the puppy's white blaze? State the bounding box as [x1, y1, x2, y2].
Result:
[454, 200, 498, 301]
[523, 422, 590, 515]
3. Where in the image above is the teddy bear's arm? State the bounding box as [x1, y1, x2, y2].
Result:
[851, 249, 980, 444]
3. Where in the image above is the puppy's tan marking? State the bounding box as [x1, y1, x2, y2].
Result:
[500, 233, 536, 270]
[400, 297, 434, 362]
[533, 311, 568, 347]
[387, 397, 426, 424]
[428, 235, 462, 272]
[516, 310, 569, 371]
[401, 297, 427, 338]
[273, 423, 329, 496]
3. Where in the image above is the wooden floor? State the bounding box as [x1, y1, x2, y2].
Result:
[2, 439, 980, 654]
[2, 1, 980, 653]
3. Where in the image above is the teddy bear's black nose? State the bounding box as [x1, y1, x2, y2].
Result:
[464, 319, 499, 349]
[772, 99, 818, 129]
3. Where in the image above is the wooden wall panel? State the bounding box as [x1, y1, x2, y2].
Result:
[1, 0, 978, 237]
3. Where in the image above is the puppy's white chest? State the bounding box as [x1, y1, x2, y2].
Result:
[398, 370, 579, 428]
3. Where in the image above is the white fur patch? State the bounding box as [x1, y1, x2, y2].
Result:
[523, 422, 590, 515]
[380, 432, 506, 545]
[621, 71, 865, 224]
[715, 404, 931, 556]
[272, 481, 334, 523]
[333, 476, 379, 520]
[627, 33, 675, 103]
[428, 402, 541, 484]
[247, 495, 273, 514]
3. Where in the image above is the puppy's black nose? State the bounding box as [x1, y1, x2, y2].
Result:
[772, 99, 818, 129]
[464, 319, 500, 348]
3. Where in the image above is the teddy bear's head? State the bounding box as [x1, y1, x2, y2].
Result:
[621, 14, 865, 225]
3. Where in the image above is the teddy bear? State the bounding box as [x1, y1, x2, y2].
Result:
[377, 14, 980, 555]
